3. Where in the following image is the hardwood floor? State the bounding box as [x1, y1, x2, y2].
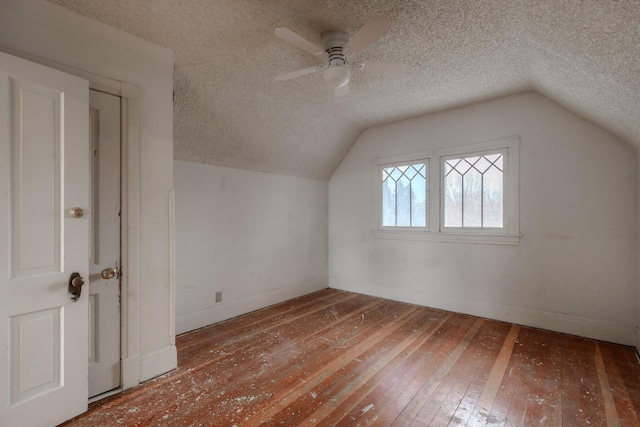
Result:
[61, 289, 640, 426]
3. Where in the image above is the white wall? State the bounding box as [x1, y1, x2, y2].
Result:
[0, 0, 176, 384]
[174, 160, 328, 334]
[329, 92, 637, 345]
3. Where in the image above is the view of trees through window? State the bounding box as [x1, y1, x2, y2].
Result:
[443, 152, 504, 228]
[381, 163, 427, 227]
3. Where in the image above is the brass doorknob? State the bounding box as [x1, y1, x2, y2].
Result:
[101, 267, 120, 280]
[68, 272, 85, 302]
[68, 207, 84, 218]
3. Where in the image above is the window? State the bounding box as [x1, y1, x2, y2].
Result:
[442, 150, 505, 229]
[374, 137, 520, 244]
[381, 162, 427, 229]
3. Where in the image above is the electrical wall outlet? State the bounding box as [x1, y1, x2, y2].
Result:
[215, 291, 222, 303]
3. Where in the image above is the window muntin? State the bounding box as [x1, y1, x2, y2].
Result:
[381, 162, 427, 229]
[442, 150, 505, 229]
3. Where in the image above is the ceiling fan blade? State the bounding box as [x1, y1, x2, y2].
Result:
[335, 84, 350, 97]
[361, 61, 409, 76]
[345, 16, 391, 55]
[274, 66, 321, 81]
[274, 28, 325, 57]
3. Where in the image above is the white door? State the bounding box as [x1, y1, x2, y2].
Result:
[0, 52, 89, 426]
[88, 89, 121, 398]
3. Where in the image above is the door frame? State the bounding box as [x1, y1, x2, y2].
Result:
[0, 46, 151, 391]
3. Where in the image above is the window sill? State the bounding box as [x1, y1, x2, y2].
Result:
[371, 230, 521, 245]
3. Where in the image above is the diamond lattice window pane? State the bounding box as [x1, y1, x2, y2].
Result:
[483, 153, 504, 171]
[483, 165, 503, 227]
[444, 151, 505, 228]
[444, 170, 462, 227]
[445, 159, 461, 176]
[382, 178, 396, 226]
[381, 162, 427, 228]
[455, 159, 472, 175]
[462, 168, 482, 227]
[389, 167, 402, 181]
[404, 166, 418, 180]
[473, 156, 491, 173]
[396, 175, 411, 226]
[444, 162, 452, 176]
[485, 153, 500, 163]
[411, 175, 426, 227]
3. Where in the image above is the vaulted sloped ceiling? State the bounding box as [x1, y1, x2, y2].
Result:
[48, 0, 640, 180]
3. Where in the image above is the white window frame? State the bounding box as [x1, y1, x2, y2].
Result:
[379, 159, 429, 231]
[372, 136, 520, 245]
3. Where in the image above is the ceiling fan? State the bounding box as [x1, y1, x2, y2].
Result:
[274, 16, 408, 97]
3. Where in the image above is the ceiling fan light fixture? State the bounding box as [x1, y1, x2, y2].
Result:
[323, 66, 350, 88]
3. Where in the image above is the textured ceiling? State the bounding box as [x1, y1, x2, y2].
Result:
[47, 0, 640, 180]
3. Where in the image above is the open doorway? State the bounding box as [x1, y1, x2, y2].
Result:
[88, 89, 122, 399]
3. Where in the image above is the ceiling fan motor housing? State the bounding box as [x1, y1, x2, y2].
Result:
[322, 32, 350, 67]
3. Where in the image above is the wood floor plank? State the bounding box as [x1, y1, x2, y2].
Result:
[465, 324, 520, 427]
[595, 343, 621, 427]
[177, 291, 364, 365]
[269, 307, 441, 426]
[446, 322, 516, 426]
[174, 297, 384, 412]
[327, 312, 455, 426]
[487, 327, 564, 426]
[390, 317, 486, 426]
[191, 299, 404, 425]
[486, 337, 526, 426]
[312, 310, 453, 426]
[368, 314, 482, 426]
[59, 289, 640, 427]
[517, 328, 563, 426]
[598, 341, 640, 425]
[255, 311, 430, 425]
[245, 306, 426, 425]
[413, 320, 514, 426]
[560, 336, 607, 426]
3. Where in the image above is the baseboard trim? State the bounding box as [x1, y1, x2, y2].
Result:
[139, 345, 177, 382]
[329, 278, 635, 346]
[176, 283, 327, 335]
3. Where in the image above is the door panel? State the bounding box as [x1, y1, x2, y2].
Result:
[10, 78, 62, 279]
[9, 308, 62, 405]
[88, 89, 121, 398]
[0, 51, 89, 426]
